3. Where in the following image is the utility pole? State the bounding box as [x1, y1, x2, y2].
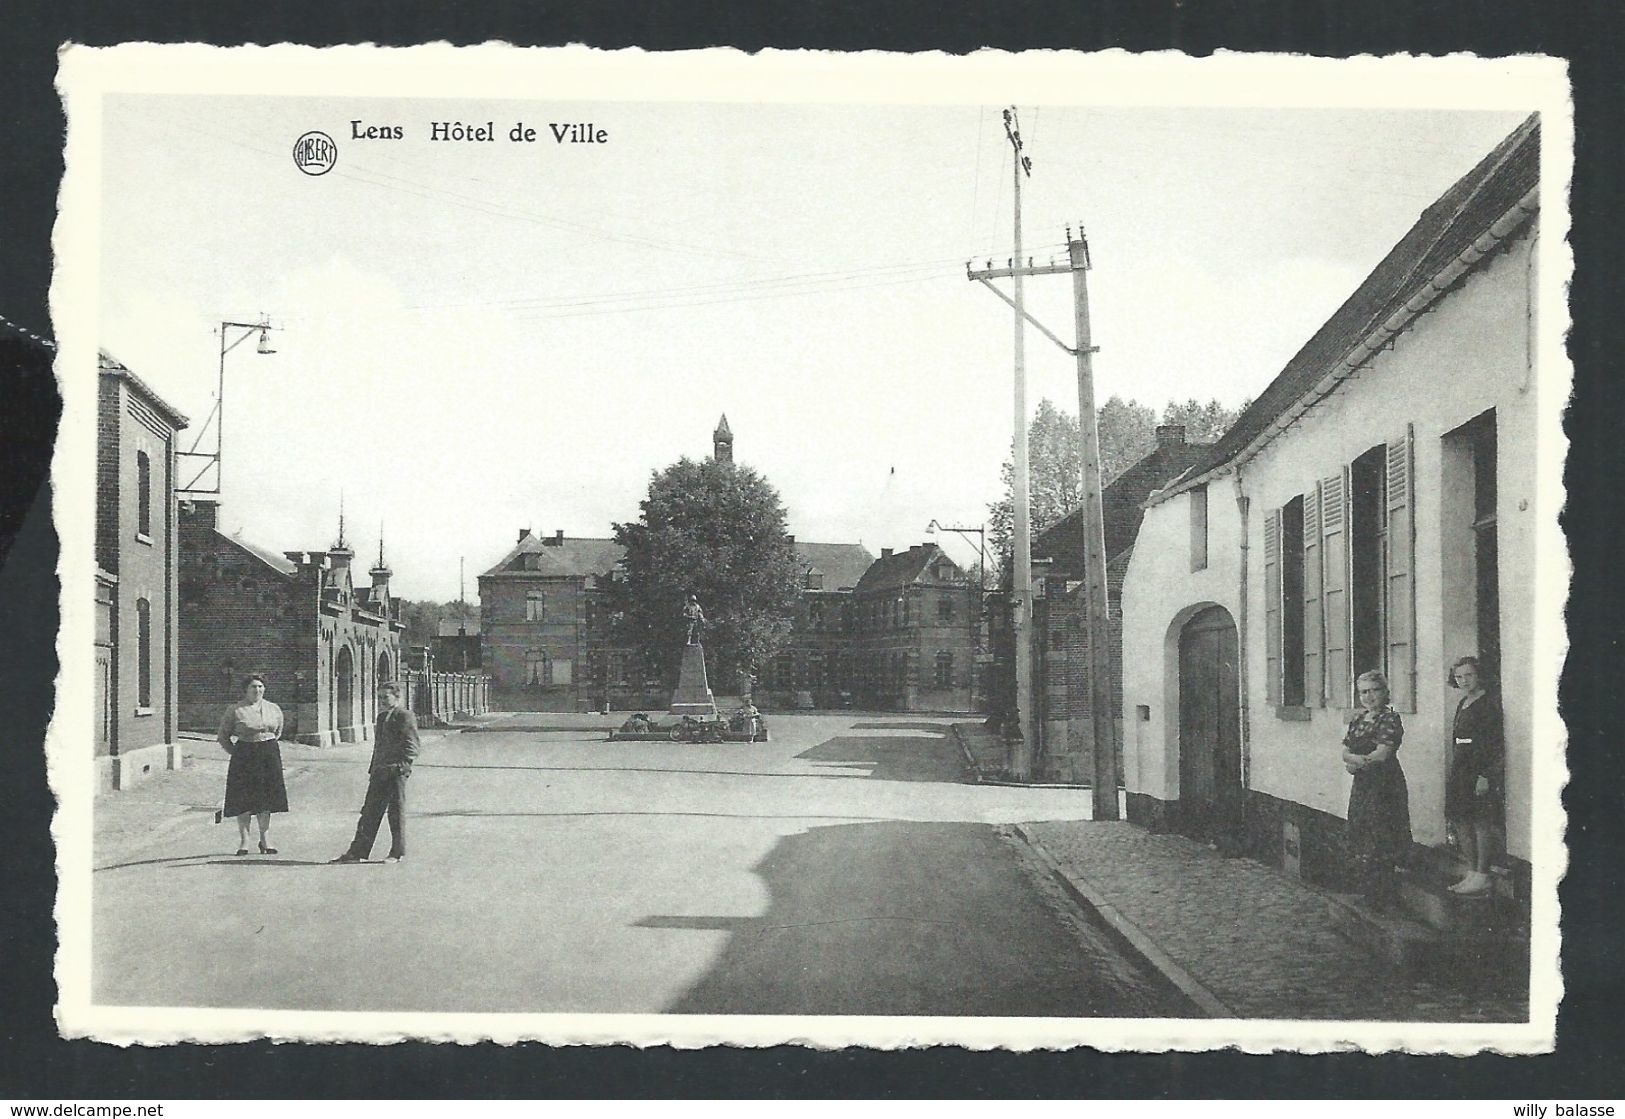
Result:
[967, 209, 1122, 816]
[1068, 232, 1119, 820]
[1004, 108, 1037, 779]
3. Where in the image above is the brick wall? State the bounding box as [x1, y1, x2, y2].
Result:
[177, 507, 309, 735]
[106, 380, 177, 754]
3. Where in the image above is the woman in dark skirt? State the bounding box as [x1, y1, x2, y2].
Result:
[218, 674, 289, 855]
[1341, 670, 1412, 906]
[1445, 656, 1504, 895]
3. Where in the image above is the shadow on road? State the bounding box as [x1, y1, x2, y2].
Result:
[647, 818, 1191, 1017]
[793, 728, 963, 783]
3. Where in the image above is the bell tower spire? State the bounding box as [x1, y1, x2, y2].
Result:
[713, 413, 734, 464]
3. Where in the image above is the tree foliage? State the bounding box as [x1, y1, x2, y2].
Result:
[988, 395, 1246, 562]
[393, 598, 479, 648]
[608, 456, 802, 685]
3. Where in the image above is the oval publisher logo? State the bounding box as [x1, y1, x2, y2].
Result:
[292, 131, 338, 176]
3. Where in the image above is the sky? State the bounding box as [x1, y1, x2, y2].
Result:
[94, 93, 1529, 601]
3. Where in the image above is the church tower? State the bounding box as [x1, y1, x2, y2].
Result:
[713, 413, 734, 464]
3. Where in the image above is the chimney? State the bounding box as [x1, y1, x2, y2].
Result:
[517, 527, 531, 543]
[1155, 424, 1186, 448]
[554, 529, 565, 545]
[179, 498, 218, 530]
[881, 547, 894, 559]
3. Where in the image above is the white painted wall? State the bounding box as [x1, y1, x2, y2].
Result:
[1122, 226, 1539, 860]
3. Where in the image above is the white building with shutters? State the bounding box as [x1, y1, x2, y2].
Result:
[1117, 116, 1543, 900]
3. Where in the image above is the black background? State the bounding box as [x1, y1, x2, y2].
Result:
[2, 0, 1621, 1099]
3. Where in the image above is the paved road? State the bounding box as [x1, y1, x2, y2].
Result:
[93, 714, 1189, 1016]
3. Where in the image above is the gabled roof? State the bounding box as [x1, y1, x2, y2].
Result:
[1154, 114, 1539, 504]
[1035, 434, 1213, 575]
[97, 351, 189, 428]
[855, 543, 964, 594]
[480, 532, 625, 578]
[797, 541, 875, 591]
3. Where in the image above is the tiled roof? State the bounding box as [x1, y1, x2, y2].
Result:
[98, 350, 190, 428]
[1154, 113, 1539, 504]
[481, 533, 625, 578]
[1034, 436, 1213, 576]
[797, 541, 875, 591]
[855, 543, 964, 593]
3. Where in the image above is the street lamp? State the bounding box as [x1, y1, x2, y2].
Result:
[178, 317, 278, 497]
[925, 519, 987, 591]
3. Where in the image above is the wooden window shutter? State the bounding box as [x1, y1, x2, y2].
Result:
[1321, 471, 1350, 707]
[1385, 424, 1417, 711]
[1263, 508, 1282, 707]
[1303, 486, 1324, 706]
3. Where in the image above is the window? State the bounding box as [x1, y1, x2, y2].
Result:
[809, 600, 825, 629]
[1189, 485, 1209, 571]
[1266, 427, 1414, 713]
[136, 451, 152, 539]
[1280, 495, 1306, 707]
[135, 597, 152, 709]
[805, 571, 824, 590]
[1470, 418, 1500, 677]
[937, 595, 954, 622]
[525, 590, 545, 622]
[935, 651, 954, 689]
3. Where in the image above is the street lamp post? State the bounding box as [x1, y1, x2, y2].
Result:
[927, 519, 990, 710]
[178, 317, 277, 498]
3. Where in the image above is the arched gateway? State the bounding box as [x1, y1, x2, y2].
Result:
[1177, 605, 1244, 851]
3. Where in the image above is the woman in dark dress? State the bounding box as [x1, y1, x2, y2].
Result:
[217, 674, 289, 855]
[1445, 656, 1504, 896]
[1341, 670, 1412, 906]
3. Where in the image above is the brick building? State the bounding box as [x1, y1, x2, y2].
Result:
[753, 539, 875, 707]
[842, 543, 981, 713]
[177, 505, 405, 745]
[478, 529, 628, 711]
[433, 615, 482, 670]
[95, 352, 189, 790]
[1019, 424, 1214, 783]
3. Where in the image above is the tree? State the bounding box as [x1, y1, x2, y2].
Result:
[988, 395, 1244, 563]
[608, 455, 802, 686]
[393, 599, 480, 648]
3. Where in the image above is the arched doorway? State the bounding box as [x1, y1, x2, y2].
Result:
[1178, 605, 1243, 851]
[335, 645, 356, 743]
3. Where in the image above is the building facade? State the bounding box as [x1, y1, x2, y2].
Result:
[478, 529, 628, 711]
[842, 543, 980, 713]
[753, 539, 874, 708]
[95, 352, 189, 790]
[177, 503, 405, 746]
[1118, 117, 1540, 903]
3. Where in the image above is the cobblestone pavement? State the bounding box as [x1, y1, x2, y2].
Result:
[1022, 820, 1529, 1022]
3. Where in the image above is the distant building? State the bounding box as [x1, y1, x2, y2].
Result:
[753, 538, 875, 707]
[433, 615, 481, 670]
[478, 528, 625, 712]
[95, 351, 189, 790]
[844, 543, 981, 713]
[177, 504, 404, 745]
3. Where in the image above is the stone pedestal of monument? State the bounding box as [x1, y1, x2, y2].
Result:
[669, 642, 719, 718]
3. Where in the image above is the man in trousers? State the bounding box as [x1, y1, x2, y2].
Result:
[331, 681, 420, 864]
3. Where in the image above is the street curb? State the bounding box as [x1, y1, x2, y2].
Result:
[1010, 822, 1235, 1019]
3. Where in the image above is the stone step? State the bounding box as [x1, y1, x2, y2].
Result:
[1398, 864, 1519, 933]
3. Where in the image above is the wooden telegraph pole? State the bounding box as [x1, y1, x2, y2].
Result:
[967, 125, 1121, 813]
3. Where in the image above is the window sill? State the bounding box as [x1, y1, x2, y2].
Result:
[133, 706, 155, 717]
[1275, 705, 1312, 722]
[135, 532, 154, 547]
